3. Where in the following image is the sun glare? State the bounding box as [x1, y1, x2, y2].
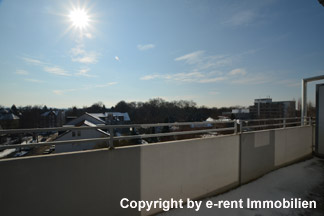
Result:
[69, 8, 89, 29]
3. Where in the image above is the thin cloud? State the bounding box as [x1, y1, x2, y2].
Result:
[229, 68, 246, 76]
[53, 89, 76, 95]
[231, 74, 271, 85]
[70, 45, 99, 64]
[22, 57, 45, 65]
[209, 91, 220, 95]
[44, 66, 70, 76]
[224, 10, 256, 26]
[71, 46, 86, 56]
[137, 44, 155, 51]
[22, 56, 72, 77]
[25, 78, 44, 83]
[15, 69, 29, 75]
[53, 82, 117, 95]
[175, 51, 205, 65]
[276, 79, 300, 87]
[72, 52, 99, 64]
[142, 51, 260, 85]
[140, 72, 225, 83]
[75, 68, 96, 77]
[115, 56, 120, 61]
[94, 82, 118, 88]
[198, 77, 227, 83]
[175, 50, 234, 71]
[140, 74, 161, 81]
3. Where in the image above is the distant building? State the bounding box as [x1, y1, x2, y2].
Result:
[222, 109, 251, 120]
[0, 109, 20, 129]
[54, 112, 131, 153]
[55, 120, 109, 153]
[41, 110, 65, 128]
[64, 112, 130, 126]
[249, 98, 296, 119]
[231, 108, 251, 120]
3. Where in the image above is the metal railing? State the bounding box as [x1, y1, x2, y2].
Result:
[0, 120, 235, 151]
[0, 117, 313, 152]
[239, 117, 307, 133]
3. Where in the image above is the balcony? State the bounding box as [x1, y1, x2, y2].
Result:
[0, 118, 318, 216]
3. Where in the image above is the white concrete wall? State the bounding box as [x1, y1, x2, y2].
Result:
[240, 130, 275, 184]
[274, 126, 312, 166]
[0, 126, 313, 216]
[240, 126, 312, 184]
[0, 147, 142, 216]
[140, 135, 240, 215]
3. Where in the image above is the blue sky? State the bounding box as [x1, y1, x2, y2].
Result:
[0, 0, 324, 108]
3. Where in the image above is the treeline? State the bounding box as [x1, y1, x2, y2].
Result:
[2, 98, 236, 128]
[65, 98, 233, 124]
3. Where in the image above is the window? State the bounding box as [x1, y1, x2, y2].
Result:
[72, 131, 76, 137]
[77, 131, 81, 136]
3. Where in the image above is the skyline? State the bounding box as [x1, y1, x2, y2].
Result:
[1, 0, 324, 108]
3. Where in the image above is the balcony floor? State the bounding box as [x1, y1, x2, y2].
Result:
[159, 157, 324, 216]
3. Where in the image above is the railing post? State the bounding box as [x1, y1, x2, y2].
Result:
[234, 121, 238, 134]
[309, 117, 312, 126]
[109, 127, 114, 149]
[283, 119, 286, 128]
[239, 120, 243, 133]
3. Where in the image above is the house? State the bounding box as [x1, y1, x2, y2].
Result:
[54, 112, 130, 153]
[63, 112, 106, 126]
[0, 109, 20, 129]
[55, 120, 109, 153]
[41, 110, 65, 128]
[88, 112, 131, 124]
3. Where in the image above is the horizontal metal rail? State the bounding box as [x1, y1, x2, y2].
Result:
[241, 117, 301, 122]
[114, 127, 235, 141]
[0, 120, 234, 135]
[0, 127, 234, 151]
[242, 122, 300, 129]
[0, 117, 312, 153]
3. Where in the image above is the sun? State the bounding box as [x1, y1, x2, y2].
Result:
[69, 8, 89, 30]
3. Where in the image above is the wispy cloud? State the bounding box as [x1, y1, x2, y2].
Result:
[137, 44, 155, 51]
[140, 72, 226, 84]
[198, 77, 227, 83]
[25, 78, 44, 83]
[72, 52, 99, 64]
[94, 82, 118, 88]
[229, 68, 246, 76]
[53, 89, 76, 95]
[53, 82, 117, 95]
[70, 45, 99, 64]
[175, 50, 205, 65]
[115, 56, 120, 61]
[22, 57, 45, 65]
[224, 10, 257, 26]
[174, 50, 235, 72]
[231, 74, 271, 85]
[276, 79, 300, 87]
[141, 50, 249, 84]
[44, 66, 70, 76]
[22, 56, 72, 77]
[209, 91, 220, 95]
[140, 74, 161, 81]
[15, 69, 29, 75]
[75, 68, 96, 77]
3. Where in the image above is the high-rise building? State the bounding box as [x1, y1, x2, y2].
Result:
[249, 98, 296, 119]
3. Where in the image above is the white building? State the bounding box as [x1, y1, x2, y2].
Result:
[54, 112, 131, 153]
[55, 120, 109, 153]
